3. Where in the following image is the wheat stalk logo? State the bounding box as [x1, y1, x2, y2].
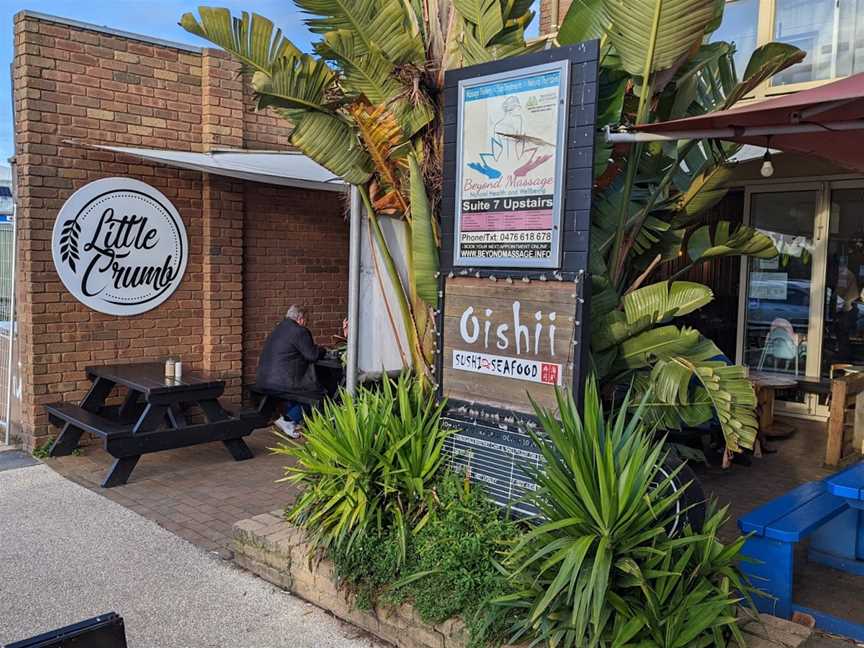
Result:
[58, 217, 81, 272]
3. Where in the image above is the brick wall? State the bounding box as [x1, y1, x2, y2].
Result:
[539, 0, 570, 35]
[242, 184, 349, 389]
[12, 12, 348, 449]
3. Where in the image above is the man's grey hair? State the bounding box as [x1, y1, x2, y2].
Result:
[286, 304, 306, 322]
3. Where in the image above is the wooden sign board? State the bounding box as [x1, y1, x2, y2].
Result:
[442, 278, 578, 415]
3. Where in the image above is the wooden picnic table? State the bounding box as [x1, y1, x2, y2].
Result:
[47, 362, 255, 487]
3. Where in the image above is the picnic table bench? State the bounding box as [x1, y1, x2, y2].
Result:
[46, 362, 255, 487]
[739, 462, 864, 636]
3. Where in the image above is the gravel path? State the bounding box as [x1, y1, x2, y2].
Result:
[0, 463, 381, 648]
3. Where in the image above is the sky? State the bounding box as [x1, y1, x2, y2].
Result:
[0, 1, 541, 167]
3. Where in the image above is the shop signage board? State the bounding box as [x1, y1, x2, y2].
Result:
[51, 178, 188, 316]
[453, 61, 569, 267]
[439, 43, 598, 513]
[442, 277, 578, 414]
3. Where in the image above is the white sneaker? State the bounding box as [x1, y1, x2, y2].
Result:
[274, 418, 301, 439]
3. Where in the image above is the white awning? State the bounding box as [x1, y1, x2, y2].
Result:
[90, 145, 346, 192]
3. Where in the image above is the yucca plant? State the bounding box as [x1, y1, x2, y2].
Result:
[495, 377, 754, 646]
[275, 374, 449, 563]
[611, 504, 753, 648]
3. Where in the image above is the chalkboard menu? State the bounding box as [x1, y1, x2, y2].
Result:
[438, 42, 598, 515]
[444, 419, 542, 516]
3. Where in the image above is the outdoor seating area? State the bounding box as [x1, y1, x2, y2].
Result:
[7, 0, 864, 646]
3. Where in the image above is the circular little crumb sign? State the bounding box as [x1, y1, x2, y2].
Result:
[52, 178, 188, 316]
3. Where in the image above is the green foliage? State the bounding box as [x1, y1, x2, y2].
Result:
[329, 471, 516, 648]
[32, 439, 53, 459]
[555, 0, 806, 452]
[180, 1, 541, 378]
[274, 374, 449, 564]
[496, 379, 753, 647]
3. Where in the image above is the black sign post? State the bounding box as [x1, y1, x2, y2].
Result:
[438, 42, 599, 513]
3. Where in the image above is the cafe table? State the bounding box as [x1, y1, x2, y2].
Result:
[46, 362, 255, 487]
[809, 462, 864, 575]
[748, 370, 799, 440]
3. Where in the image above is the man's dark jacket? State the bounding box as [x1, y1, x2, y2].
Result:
[256, 318, 325, 395]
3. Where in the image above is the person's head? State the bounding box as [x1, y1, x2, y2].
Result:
[285, 304, 307, 327]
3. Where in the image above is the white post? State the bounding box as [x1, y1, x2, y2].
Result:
[346, 186, 362, 395]
[4, 201, 17, 446]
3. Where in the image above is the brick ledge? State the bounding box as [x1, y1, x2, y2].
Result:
[231, 513, 813, 648]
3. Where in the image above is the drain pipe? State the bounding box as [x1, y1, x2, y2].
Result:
[345, 185, 362, 395]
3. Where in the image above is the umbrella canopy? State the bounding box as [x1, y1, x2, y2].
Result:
[613, 73, 864, 173]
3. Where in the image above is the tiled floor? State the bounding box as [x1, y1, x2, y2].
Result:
[46, 427, 297, 556]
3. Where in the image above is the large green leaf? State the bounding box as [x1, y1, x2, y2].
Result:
[603, 0, 725, 77]
[409, 154, 439, 305]
[723, 42, 805, 109]
[252, 54, 336, 113]
[687, 221, 778, 262]
[673, 162, 735, 224]
[289, 112, 373, 185]
[320, 31, 433, 137]
[558, 0, 608, 44]
[622, 281, 713, 325]
[617, 325, 700, 369]
[453, 0, 504, 46]
[296, 0, 425, 64]
[179, 8, 302, 74]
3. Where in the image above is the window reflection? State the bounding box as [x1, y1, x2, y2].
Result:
[710, 0, 760, 76]
[822, 189, 864, 376]
[774, 0, 864, 85]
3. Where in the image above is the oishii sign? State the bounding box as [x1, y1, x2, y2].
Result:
[51, 178, 188, 316]
[443, 278, 577, 413]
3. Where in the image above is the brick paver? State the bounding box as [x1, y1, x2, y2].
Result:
[700, 417, 864, 628]
[46, 426, 297, 555]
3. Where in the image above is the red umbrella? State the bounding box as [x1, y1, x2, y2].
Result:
[607, 72, 864, 174]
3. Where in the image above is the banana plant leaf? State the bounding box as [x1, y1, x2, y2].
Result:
[687, 221, 778, 261]
[603, 0, 724, 77]
[289, 112, 374, 185]
[409, 154, 439, 305]
[557, 0, 608, 45]
[723, 42, 806, 109]
[621, 281, 713, 324]
[453, 0, 504, 46]
[179, 9, 302, 73]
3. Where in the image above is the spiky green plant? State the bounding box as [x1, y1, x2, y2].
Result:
[495, 378, 753, 646]
[274, 374, 449, 563]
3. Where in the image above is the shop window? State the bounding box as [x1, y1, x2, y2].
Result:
[773, 0, 864, 86]
[710, 0, 760, 76]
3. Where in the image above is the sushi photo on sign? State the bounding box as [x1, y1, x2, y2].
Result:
[455, 60, 569, 268]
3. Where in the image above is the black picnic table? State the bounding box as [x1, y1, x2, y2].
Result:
[46, 362, 255, 488]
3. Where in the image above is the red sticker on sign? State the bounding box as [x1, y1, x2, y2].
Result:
[540, 363, 559, 385]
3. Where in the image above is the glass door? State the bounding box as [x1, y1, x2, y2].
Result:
[739, 186, 829, 414]
[822, 186, 864, 376]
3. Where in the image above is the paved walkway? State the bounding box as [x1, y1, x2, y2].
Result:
[46, 427, 295, 555]
[0, 461, 379, 648]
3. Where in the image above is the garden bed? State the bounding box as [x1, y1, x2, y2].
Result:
[232, 512, 814, 648]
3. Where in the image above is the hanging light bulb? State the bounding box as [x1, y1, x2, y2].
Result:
[760, 137, 774, 178]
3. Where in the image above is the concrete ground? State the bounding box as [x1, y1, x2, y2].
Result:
[0, 460, 380, 648]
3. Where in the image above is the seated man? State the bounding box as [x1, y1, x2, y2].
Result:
[256, 304, 326, 438]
